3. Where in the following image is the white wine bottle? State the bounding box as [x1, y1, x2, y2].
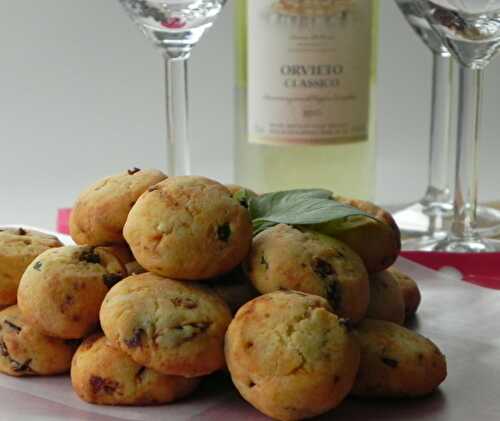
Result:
[234, 0, 379, 199]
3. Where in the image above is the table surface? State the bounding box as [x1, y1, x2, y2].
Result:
[0, 257, 499, 420]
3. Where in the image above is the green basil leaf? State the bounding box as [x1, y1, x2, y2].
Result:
[233, 188, 257, 209]
[310, 214, 376, 235]
[249, 189, 379, 235]
[249, 189, 333, 221]
[253, 220, 278, 236]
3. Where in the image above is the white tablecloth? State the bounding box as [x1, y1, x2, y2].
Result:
[0, 243, 499, 420]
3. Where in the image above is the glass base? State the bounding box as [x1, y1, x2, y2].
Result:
[402, 233, 447, 251]
[394, 201, 500, 242]
[476, 206, 500, 237]
[403, 237, 500, 253]
[394, 201, 452, 239]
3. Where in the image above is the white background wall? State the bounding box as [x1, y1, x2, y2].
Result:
[1, 0, 500, 229]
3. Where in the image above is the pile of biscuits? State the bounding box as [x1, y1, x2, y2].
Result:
[0, 168, 447, 421]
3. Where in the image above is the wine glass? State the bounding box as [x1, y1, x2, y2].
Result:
[394, 0, 455, 247]
[394, 0, 500, 250]
[415, 0, 500, 252]
[118, 0, 227, 175]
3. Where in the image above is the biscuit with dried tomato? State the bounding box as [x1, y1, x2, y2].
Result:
[100, 273, 232, 377]
[125, 260, 147, 276]
[245, 224, 369, 323]
[0, 228, 62, 306]
[0, 305, 77, 376]
[366, 270, 405, 325]
[205, 266, 259, 314]
[70, 168, 166, 246]
[388, 267, 421, 319]
[352, 319, 447, 397]
[17, 246, 126, 339]
[328, 197, 401, 273]
[225, 291, 360, 421]
[123, 176, 253, 280]
[99, 245, 134, 265]
[71, 333, 200, 405]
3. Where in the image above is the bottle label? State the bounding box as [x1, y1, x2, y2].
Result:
[247, 0, 374, 146]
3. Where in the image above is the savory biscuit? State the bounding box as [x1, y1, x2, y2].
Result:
[70, 168, 166, 246]
[366, 270, 405, 325]
[205, 266, 259, 314]
[125, 260, 147, 276]
[0, 228, 62, 306]
[352, 319, 447, 398]
[123, 176, 253, 280]
[100, 245, 134, 266]
[331, 196, 401, 273]
[100, 273, 232, 377]
[0, 305, 77, 376]
[18, 246, 126, 339]
[388, 267, 422, 319]
[335, 197, 398, 229]
[245, 224, 369, 322]
[225, 291, 360, 421]
[71, 334, 200, 405]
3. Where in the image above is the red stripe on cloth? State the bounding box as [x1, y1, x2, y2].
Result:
[57, 208, 72, 235]
[401, 251, 500, 290]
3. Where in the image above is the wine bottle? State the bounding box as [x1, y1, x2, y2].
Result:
[234, 0, 379, 199]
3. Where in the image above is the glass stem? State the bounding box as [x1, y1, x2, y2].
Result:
[449, 67, 482, 242]
[164, 55, 191, 176]
[422, 53, 452, 207]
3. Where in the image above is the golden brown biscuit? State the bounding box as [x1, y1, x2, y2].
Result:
[0, 306, 77, 376]
[123, 176, 253, 280]
[100, 245, 134, 265]
[352, 319, 447, 398]
[18, 246, 126, 339]
[70, 168, 167, 246]
[366, 270, 405, 325]
[125, 260, 147, 276]
[71, 334, 200, 405]
[0, 228, 62, 306]
[388, 267, 422, 319]
[330, 197, 401, 273]
[245, 224, 369, 323]
[225, 291, 360, 421]
[100, 273, 232, 378]
[335, 197, 398, 228]
[205, 266, 259, 314]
